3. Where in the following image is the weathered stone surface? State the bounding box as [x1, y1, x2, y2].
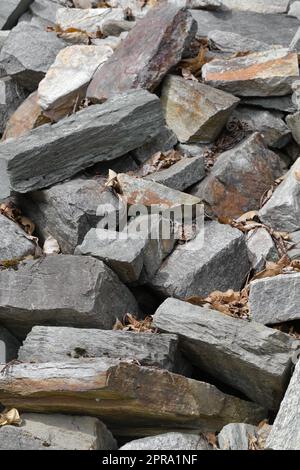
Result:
[131, 126, 178, 164]
[161, 75, 239, 144]
[246, 228, 278, 273]
[266, 359, 300, 450]
[87, 5, 197, 102]
[259, 157, 300, 232]
[0, 77, 27, 135]
[145, 155, 206, 192]
[0, 213, 36, 261]
[153, 297, 299, 409]
[191, 133, 284, 219]
[242, 96, 296, 114]
[249, 274, 300, 325]
[219, 0, 289, 14]
[0, 0, 33, 30]
[38, 45, 113, 122]
[203, 49, 299, 97]
[208, 30, 274, 53]
[0, 90, 164, 199]
[0, 414, 117, 450]
[149, 221, 250, 299]
[28, 0, 66, 28]
[288, 230, 300, 260]
[228, 106, 290, 149]
[169, 0, 221, 9]
[218, 423, 256, 450]
[0, 23, 67, 92]
[287, 112, 300, 146]
[0, 32, 9, 51]
[0, 359, 267, 436]
[120, 433, 210, 450]
[289, 1, 300, 19]
[0, 326, 20, 363]
[0, 255, 138, 338]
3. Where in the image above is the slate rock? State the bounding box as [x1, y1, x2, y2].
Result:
[161, 75, 239, 144]
[0, 89, 164, 199]
[0, 0, 33, 30]
[286, 112, 300, 146]
[0, 32, 9, 51]
[202, 48, 299, 97]
[120, 433, 210, 450]
[153, 297, 300, 409]
[0, 326, 20, 363]
[0, 22, 67, 92]
[0, 213, 36, 261]
[131, 126, 178, 164]
[0, 255, 138, 338]
[0, 414, 117, 450]
[219, 0, 289, 14]
[289, 1, 300, 20]
[242, 96, 296, 114]
[246, 228, 278, 273]
[249, 273, 300, 325]
[288, 230, 300, 260]
[86, 5, 197, 102]
[56, 7, 131, 34]
[0, 76, 27, 134]
[218, 423, 256, 450]
[208, 30, 275, 53]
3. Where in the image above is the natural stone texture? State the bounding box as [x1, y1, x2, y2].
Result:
[153, 297, 300, 409]
[0, 414, 117, 450]
[149, 220, 250, 299]
[219, 0, 289, 14]
[168, 0, 221, 9]
[242, 96, 296, 114]
[177, 142, 210, 158]
[266, 359, 300, 450]
[191, 133, 284, 219]
[286, 112, 300, 146]
[288, 1, 300, 20]
[0, 77, 27, 135]
[0, 326, 20, 363]
[161, 75, 239, 144]
[0, 255, 138, 338]
[208, 30, 274, 53]
[120, 433, 210, 450]
[0, 23, 67, 92]
[228, 106, 290, 149]
[0, 90, 164, 199]
[86, 5, 197, 102]
[0, 0, 33, 30]
[0, 213, 36, 261]
[28, 0, 67, 28]
[145, 155, 206, 192]
[203, 48, 299, 97]
[246, 228, 278, 273]
[131, 126, 178, 164]
[288, 230, 300, 260]
[249, 273, 300, 325]
[37, 45, 113, 122]
[218, 423, 257, 450]
[259, 157, 300, 232]
[0, 359, 267, 436]
[0, 32, 9, 51]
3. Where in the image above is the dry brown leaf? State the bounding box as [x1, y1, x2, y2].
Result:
[252, 255, 291, 280]
[294, 170, 300, 181]
[179, 46, 209, 77]
[113, 314, 154, 333]
[248, 433, 259, 451]
[236, 210, 259, 223]
[136, 150, 182, 178]
[0, 409, 21, 427]
[186, 289, 249, 319]
[203, 432, 218, 449]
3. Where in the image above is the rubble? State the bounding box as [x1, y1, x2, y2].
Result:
[0, 213, 36, 261]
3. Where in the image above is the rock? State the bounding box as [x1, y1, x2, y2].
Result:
[131, 126, 178, 164]
[149, 220, 250, 299]
[228, 106, 290, 149]
[161, 75, 239, 144]
[218, 423, 257, 450]
[0, 90, 164, 199]
[246, 228, 278, 273]
[259, 157, 300, 232]
[16, 177, 120, 254]
[0, 359, 267, 436]
[249, 273, 300, 325]
[153, 297, 300, 409]
[0, 77, 27, 135]
[86, 5, 197, 102]
[0, 213, 36, 261]
[2, 91, 50, 141]
[0, 414, 117, 450]
[288, 1, 300, 20]
[18, 326, 187, 374]
[219, 0, 289, 14]
[169, 0, 221, 9]
[286, 112, 300, 146]
[120, 432, 210, 450]
[0, 255, 138, 338]
[208, 30, 274, 53]
[37, 45, 113, 122]
[28, 0, 66, 28]
[0, 23, 67, 92]
[288, 230, 300, 260]
[0, 32, 9, 51]
[177, 142, 210, 158]
[242, 96, 296, 114]
[266, 359, 300, 450]
[145, 155, 206, 192]
[0, 0, 33, 30]
[0, 326, 20, 363]
[202, 49, 299, 97]
[191, 133, 284, 219]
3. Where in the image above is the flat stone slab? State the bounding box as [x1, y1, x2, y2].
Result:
[242, 96, 296, 114]
[153, 297, 300, 409]
[161, 75, 239, 144]
[208, 30, 277, 53]
[219, 0, 289, 14]
[0, 0, 33, 30]
[0, 213, 36, 261]
[0, 326, 20, 363]
[0, 359, 267, 436]
[249, 273, 300, 325]
[0, 77, 27, 135]
[0, 414, 117, 450]
[0, 89, 164, 199]
[120, 433, 210, 450]
[0, 255, 138, 338]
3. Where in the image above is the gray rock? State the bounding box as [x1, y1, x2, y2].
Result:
[208, 30, 273, 53]
[0, 22, 67, 92]
[169, 0, 221, 9]
[259, 157, 300, 232]
[0, 90, 164, 199]
[266, 359, 300, 450]
[0, 255, 138, 338]
[0, 213, 36, 261]
[218, 423, 257, 450]
[287, 112, 300, 146]
[242, 96, 296, 114]
[0, 31, 9, 51]
[288, 1, 300, 20]
[249, 273, 300, 325]
[161, 75, 239, 144]
[0, 0, 33, 30]
[0, 77, 27, 134]
[288, 230, 300, 260]
[149, 220, 250, 299]
[219, 0, 289, 14]
[120, 433, 210, 450]
[0, 326, 20, 363]
[0, 414, 117, 450]
[177, 142, 211, 157]
[28, 0, 66, 28]
[131, 126, 178, 164]
[246, 228, 278, 273]
[153, 297, 300, 409]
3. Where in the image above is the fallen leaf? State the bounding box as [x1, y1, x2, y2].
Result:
[294, 170, 300, 181]
[203, 432, 218, 449]
[236, 210, 259, 223]
[179, 46, 209, 77]
[113, 314, 154, 333]
[0, 409, 21, 427]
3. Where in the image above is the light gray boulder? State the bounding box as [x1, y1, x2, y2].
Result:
[246, 228, 278, 273]
[0, 326, 20, 363]
[0, 0, 33, 30]
[120, 432, 210, 450]
[288, 1, 300, 20]
[28, 0, 72, 28]
[0, 76, 27, 134]
[0, 213, 36, 261]
[288, 230, 300, 260]
[219, 0, 289, 14]
[218, 423, 256, 450]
